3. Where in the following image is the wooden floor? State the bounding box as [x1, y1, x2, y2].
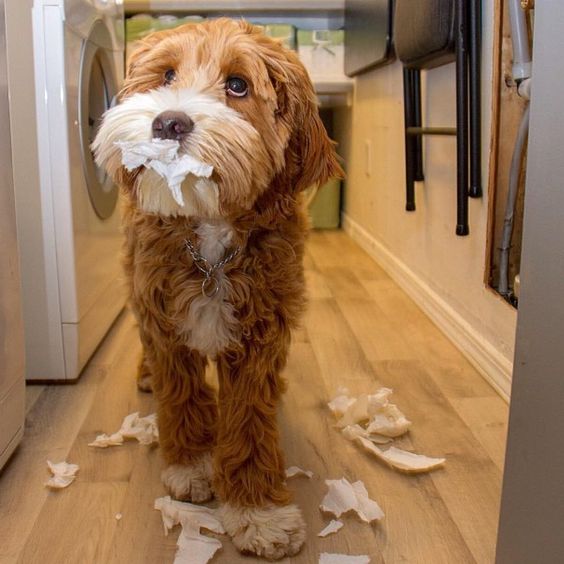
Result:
[0, 231, 508, 564]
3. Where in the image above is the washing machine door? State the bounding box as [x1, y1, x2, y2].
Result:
[79, 19, 119, 219]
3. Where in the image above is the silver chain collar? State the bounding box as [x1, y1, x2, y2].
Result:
[184, 237, 241, 298]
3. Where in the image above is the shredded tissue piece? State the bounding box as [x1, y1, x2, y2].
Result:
[331, 387, 446, 472]
[354, 437, 445, 473]
[327, 386, 357, 418]
[116, 139, 213, 207]
[286, 466, 314, 479]
[318, 519, 344, 537]
[45, 460, 79, 489]
[330, 387, 411, 437]
[155, 496, 224, 564]
[342, 424, 393, 445]
[89, 412, 159, 448]
[319, 553, 370, 564]
[320, 478, 384, 523]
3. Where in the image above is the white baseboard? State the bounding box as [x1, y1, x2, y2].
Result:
[342, 213, 512, 401]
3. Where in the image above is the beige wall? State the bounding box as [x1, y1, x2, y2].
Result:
[334, 4, 516, 397]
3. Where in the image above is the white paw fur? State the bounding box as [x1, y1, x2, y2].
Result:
[161, 453, 214, 503]
[221, 503, 306, 560]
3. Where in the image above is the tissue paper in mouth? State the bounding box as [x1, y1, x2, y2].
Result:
[115, 139, 213, 207]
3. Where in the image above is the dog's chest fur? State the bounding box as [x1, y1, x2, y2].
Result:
[177, 220, 239, 357]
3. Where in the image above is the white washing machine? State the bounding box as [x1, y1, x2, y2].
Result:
[23, 0, 126, 381]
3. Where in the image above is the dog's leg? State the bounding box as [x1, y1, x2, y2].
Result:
[150, 346, 217, 503]
[214, 347, 306, 560]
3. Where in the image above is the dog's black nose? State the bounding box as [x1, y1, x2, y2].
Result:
[152, 111, 194, 141]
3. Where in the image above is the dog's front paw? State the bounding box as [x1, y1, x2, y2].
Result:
[221, 503, 306, 560]
[161, 453, 214, 503]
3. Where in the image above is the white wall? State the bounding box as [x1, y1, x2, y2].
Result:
[335, 3, 516, 398]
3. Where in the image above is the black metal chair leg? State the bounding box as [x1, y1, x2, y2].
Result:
[403, 68, 416, 211]
[468, 0, 482, 198]
[455, 0, 470, 235]
[412, 69, 425, 181]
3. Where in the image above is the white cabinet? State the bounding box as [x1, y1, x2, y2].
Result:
[0, 0, 25, 470]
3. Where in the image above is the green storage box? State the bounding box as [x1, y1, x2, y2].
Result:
[260, 24, 296, 50]
[309, 178, 342, 229]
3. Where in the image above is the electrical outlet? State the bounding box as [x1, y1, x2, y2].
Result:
[365, 139, 372, 177]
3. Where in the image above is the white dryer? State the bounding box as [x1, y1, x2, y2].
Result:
[25, 0, 126, 381]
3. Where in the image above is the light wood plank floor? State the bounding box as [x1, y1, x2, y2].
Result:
[0, 231, 508, 564]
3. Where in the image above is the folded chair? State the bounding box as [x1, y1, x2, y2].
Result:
[394, 0, 482, 236]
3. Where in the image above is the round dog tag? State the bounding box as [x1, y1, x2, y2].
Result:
[202, 275, 220, 298]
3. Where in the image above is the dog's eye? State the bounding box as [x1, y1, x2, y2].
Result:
[164, 69, 176, 86]
[226, 76, 248, 98]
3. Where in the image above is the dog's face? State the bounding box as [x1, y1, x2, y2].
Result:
[93, 19, 342, 218]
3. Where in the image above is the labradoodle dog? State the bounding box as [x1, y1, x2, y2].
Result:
[93, 18, 342, 559]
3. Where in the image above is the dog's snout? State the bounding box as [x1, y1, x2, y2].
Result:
[152, 111, 194, 141]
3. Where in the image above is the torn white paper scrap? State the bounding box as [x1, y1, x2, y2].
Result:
[356, 437, 445, 473]
[286, 466, 314, 479]
[336, 388, 410, 434]
[336, 388, 393, 427]
[175, 522, 222, 564]
[320, 478, 384, 523]
[351, 480, 384, 523]
[342, 424, 392, 445]
[327, 387, 356, 418]
[89, 412, 158, 448]
[364, 403, 411, 438]
[120, 412, 159, 445]
[318, 519, 343, 537]
[319, 553, 370, 564]
[154, 496, 224, 536]
[88, 432, 124, 448]
[154, 496, 224, 564]
[45, 460, 79, 489]
[116, 140, 214, 207]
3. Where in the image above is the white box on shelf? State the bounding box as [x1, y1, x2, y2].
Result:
[298, 29, 345, 81]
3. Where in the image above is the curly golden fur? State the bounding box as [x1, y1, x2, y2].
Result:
[93, 18, 342, 558]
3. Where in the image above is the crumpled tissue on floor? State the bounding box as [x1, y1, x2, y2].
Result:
[341, 423, 393, 445]
[45, 460, 79, 489]
[330, 387, 411, 437]
[319, 553, 370, 564]
[154, 496, 224, 564]
[330, 387, 446, 473]
[116, 139, 213, 207]
[286, 466, 314, 479]
[320, 477, 384, 523]
[354, 437, 445, 473]
[318, 519, 344, 537]
[88, 412, 158, 448]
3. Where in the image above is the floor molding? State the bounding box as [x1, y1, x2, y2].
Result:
[342, 213, 512, 401]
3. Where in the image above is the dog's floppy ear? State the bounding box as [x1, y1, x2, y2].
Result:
[270, 48, 344, 192]
[242, 21, 344, 192]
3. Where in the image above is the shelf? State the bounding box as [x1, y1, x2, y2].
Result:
[314, 78, 353, 108]
[314, 78, 353, 94]
[125, 0, 345, 14]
